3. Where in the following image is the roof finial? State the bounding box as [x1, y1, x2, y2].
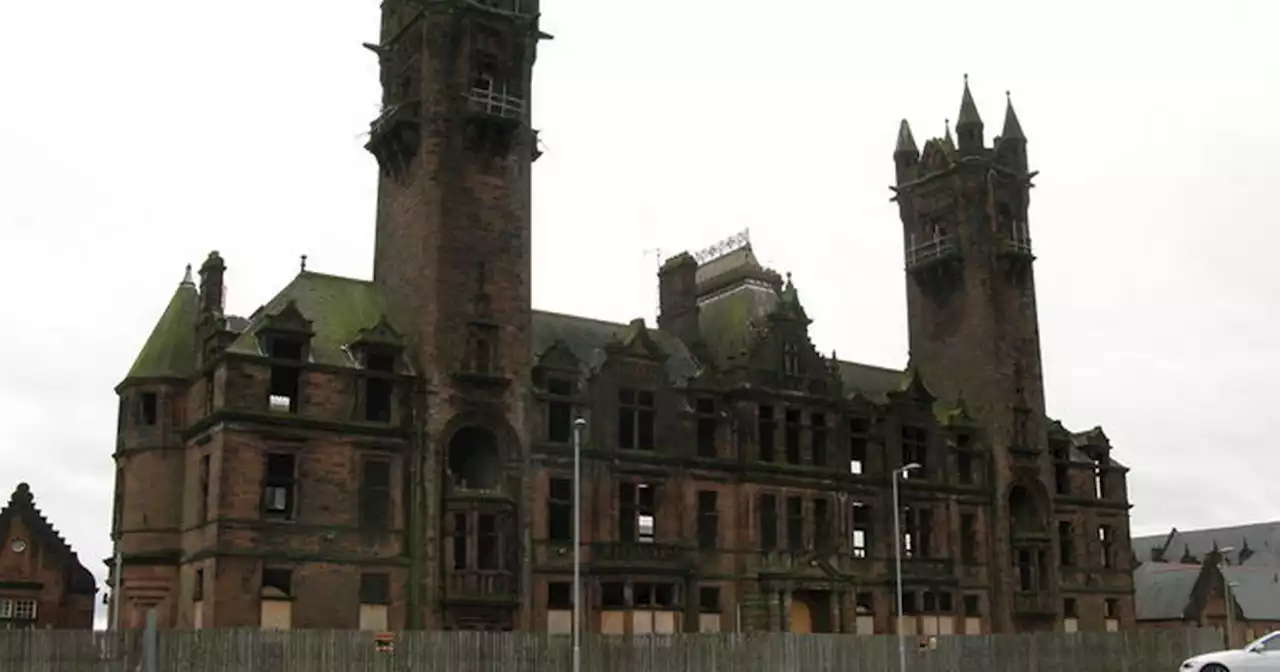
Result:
[1006, 89, 1011, 101]
[182, 264, 193, 285]
[300, 254, 308, 272]
[964, 72, 969, 85]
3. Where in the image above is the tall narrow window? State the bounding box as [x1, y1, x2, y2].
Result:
[902, 505, 915, 558]
[358, 573, 390, 631]
[548, 478, 572, 541]
[901, 426, 928, 478]
[1094, 458, 1109, 499]
[453, 513, 469, 570]
[917, 508, 934, 558]
[619, 482, 656, 543]
[960, 513, 977, 564]
[957, 451, 974, 485]
[197, 454, 211, 523]
[697, 490, 718, 550]
[1099, 525, 1115, 568]
[695, 399, 718, 458]
[1053, 444, 1070, 494]
[140, 392, 159, 426]
[262, 453, 296, 520]
[546, 379, 573, 443]
[758, 405, 775, 462]
[784, 409, 802, 464]
[359, 459, 391, 528]
[260, 568, 294, 630]
[813, 497, 832, 551]
[267, 339, 303, 414]
[364, 353, 395, 422]
[467, 324, 499, 374]
[849, 418, 869, 475]
[782, 343, 800, 376]
[811, 413, 827, 466]
[759, 494, 778, 550]
[851, 502, 871, 558]
[618, 389, 656, 451]
[1017, 550, 1034, 590]
[477, 513, 499, 570]
[786, 496, 804, 550]
[1058, 521, 1076, 566]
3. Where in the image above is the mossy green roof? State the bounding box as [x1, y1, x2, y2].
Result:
[124, 277, 200, 381]
[226, 271, 406, 367]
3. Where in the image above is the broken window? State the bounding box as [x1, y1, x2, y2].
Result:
[758, 405, 776, 462]
[260, 567, 293, 630]
[618, 482, 656, 543]
[851, 502, 871, 558]
[359, 573, 390, 631]
[901, 426, 928, 478]
[786, 496, 804, 550]
[1063, 597, 1078, 618]
[695, 399, 717, 458]
[1017, 549, 1034, 590]
[360, 459, 391, 529]
[902, 505, 915, 558]
[784, 409, 802, 464]
[364, 353, 395, 423]
[601, 582, 626, 609]
[1058, 521, 1075, 566]
[849, 418, 869, 475]
[617, 389, 655, 451]
[262, 453, 296, 520]
[477, 513, 499, 570]
[548, 582, 572, 610]
[453, 513, 469, 570]
[447, 426, 501, 490]
[267, 339, 304, 414]
[1104, 598, 1118, 619]
[197, 455, 210, 523]
[960, 513, 977, 564]
[782, 343, 800, 376]
[699, 586, 720, 614]
[193, 569, 204, 602]
[546, 379, 573, 443]
[140, 392, 158, 426]
[917, 507, 934, 557]
[759, 494, 778, 550]
[957, 451, 974, 485]
[1052, 443, 1070, 494]
[1094, 457, 1109, 499]
[547, 478, 572, 542]
[696, 490, 718, 550]
[1038, 549, 1050, 589]
[1099, 524, 1115, 568]
[813, 497, 832, 551]
[811, 413, 827, 466]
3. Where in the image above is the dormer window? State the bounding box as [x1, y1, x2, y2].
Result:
[782, 343, 800, 376]
[363, 351, 396, 423]
[267, 337, 305, 414]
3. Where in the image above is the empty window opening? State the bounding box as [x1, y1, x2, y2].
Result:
[1094, 458, 1109, 499]
[1104, 598, 1118, 619]
[140, 392, 158, 426]
[813, 497, 832, 551]
[696, 490, 718, 550]
[447, 426, 501, 490]
[617, 389, 655, 451]
[548, 582, 572, 610]
[1017, 550, 1034, 590]
[784, 409, 802, 464]
[360, 459, 391, 528]
[957, 451, 974, 485]
[1008, 486, 1041, 537]
[695, 398, 717, 458]
[547, 478, 572, 542]
[851, 502, 871, 558]
[193, 569, 205, 602]
[758, 405, 776, 462]
[901, 426, 928, 478]
[453, 513, 469, 570]
[467, 324, 499, 375]
[916, 508, 934, 557]
[786, 496, 804, 550]
[960, 513, 977, 564]
[1063, 597, 1078, 618]
[849, 419, 868, 475]
[261, 567, 293, 600]
[546, 379, 573, 443]
[902, 505, 916, 558]
[811, 413, 827, 466]
[262, 453, 296, 520]
[759, 494, 779, 550]
[782, 343, 800, 376]
[1099, 524, 1115, 568]
[363, 353, 395, 422]
[699, 586, 720, 614]
[197, 454, 211, 523]
[1058, 521, 1075, 566]
[601, 582, 626, 609]
[619, 482, 656, 543]
[477, 513, 500, 570]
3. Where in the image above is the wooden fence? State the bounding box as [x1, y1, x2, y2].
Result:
[0, 627, 1224, 672]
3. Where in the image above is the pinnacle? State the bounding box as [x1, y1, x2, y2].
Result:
[1002, 90, 1025, 140]
[956, 73, 982, 128]
[894, 119, 918, 155]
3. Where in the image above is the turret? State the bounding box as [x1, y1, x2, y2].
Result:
[995, 91, 1028, 173]
[955, 74, 984, 155]
[893, 119, 919, 185]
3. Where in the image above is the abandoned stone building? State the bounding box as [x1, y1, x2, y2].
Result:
[109, 0, 1136, 634]
[0, 483, 97, 630]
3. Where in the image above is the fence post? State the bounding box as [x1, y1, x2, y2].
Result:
[142, 609, 159, 672]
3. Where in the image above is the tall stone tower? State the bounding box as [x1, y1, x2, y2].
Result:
[893, 76, 1054, 632]
[364, 0, 547, 630]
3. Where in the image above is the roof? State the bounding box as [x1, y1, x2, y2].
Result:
[123, 271, 200, 381]
[1134, 560, 1280, 622]
[1133, 521, 1280, 566]
[0, 483, 97, 595]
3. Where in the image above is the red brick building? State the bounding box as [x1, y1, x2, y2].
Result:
[110, 1, 1136, 634]
[0, 483, 97, 629]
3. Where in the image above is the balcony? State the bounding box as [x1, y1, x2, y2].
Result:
[466, 86, 526, 121]
[444, 571, 517, 604]
[900, 557, 955, 579]
[467, 0, 535, 16]
[1013, 591, 1055, 616]
[905, 232, 960, 271]
[997, 221, 1034, 259]
[592, 542, 687, 567]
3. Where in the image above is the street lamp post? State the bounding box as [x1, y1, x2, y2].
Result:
[893, 462, 922, 672]
[1217, 547, 1236, 649]
[571, 417, 587, 672]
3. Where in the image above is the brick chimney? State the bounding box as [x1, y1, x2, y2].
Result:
[658, 252, 699, 343]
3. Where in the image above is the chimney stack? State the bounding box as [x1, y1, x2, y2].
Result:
[657, 252, 699, 343]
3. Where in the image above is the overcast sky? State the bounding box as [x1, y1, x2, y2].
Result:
[2, 0, 1277, 626]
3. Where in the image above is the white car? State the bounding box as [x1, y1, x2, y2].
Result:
[1181, 631, 1280, 671]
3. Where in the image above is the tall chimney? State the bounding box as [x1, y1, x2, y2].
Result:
[658, 252, 699, 343]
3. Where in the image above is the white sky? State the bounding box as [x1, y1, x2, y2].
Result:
[2, 0, 1277, 627]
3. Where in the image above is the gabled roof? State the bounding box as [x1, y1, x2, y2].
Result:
[123, 269, 200, 382]
[1135, 560, 1280, 622]
[1132, 521, 1280, 566]
[0, 483, 96, 595]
